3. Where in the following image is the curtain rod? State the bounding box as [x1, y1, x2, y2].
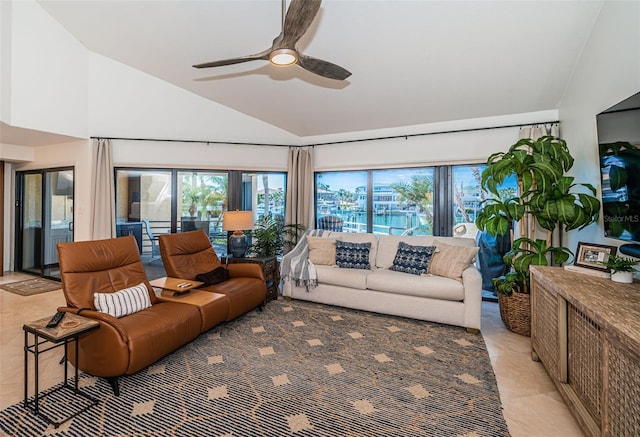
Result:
[309, 121, 560, 146]
[91, 121, 559, 148]
[90, 136, 291, 147]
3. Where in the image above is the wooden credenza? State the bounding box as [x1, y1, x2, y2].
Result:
[530, 266, 640, 437]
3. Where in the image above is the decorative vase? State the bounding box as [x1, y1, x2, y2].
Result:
[498, 292, 531, 337]
[611, 271, 633, 284]
[188, 202, 197, 218]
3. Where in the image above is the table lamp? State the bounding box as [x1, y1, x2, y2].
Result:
[222, 210, 254, 258]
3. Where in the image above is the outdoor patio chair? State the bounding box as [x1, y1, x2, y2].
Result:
[318, 215, 344, 232]
[142, 219, 161, 264]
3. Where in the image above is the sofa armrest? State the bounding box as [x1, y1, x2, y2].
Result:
[461, 266, 482, 330]
[226, 263, 265, 281]
[56, 306, 131, 377]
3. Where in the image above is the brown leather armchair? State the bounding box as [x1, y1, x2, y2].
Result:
[159, 230, 267, 320]
[57, 235, 202, 395]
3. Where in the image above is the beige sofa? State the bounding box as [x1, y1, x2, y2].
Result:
[281, 232, 482, 331]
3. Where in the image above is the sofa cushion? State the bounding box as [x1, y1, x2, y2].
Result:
[94, 282, 152, 318]
[376, 235, 437, 268]
[366, 269, 465, 301]
[336, 241, 372, 270]
[316, 265, 368, 289]
[196, 266, 230, 286]
[429, 240, 479, 281]
[389, 241, 436, 275]
[339, 232, 379, 267]
[307, 236, 337, 265]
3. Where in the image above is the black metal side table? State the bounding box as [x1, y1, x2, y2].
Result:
[23, 313, 100, 428]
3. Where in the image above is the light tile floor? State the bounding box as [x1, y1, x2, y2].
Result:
[0, 272, 584, 436]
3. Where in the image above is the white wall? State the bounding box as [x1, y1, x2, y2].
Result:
[4, 0, 88, 138]
[559, 0, 640, 252]
[0, 143, 34, 162]
[313, 111, 558, 170]
[112, 139, 288, 171]
[1, 1, 12, 122]
[89, 53, 298, 147]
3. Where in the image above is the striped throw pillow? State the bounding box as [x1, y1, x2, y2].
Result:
[428, 242, 479, 281]
[94, 282, 152, 318]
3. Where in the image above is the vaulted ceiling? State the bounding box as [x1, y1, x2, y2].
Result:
[37, 0, 603, 138]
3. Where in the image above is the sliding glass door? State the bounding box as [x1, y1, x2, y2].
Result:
[16, 168, 74, 279]
[115, 168, 287, 260]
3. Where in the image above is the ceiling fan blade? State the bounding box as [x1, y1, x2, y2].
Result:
[281, 0, 322, 45]
[193, 49, 270, 69]
[298, 54, 351, 80]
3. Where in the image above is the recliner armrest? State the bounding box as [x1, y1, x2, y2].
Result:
[57, 306, 129, 343]
[226, 263, 265, 281]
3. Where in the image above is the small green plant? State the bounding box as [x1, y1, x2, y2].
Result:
[602, 254, 640, 273]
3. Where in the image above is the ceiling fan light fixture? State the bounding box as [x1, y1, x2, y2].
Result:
[270, 49, 298, 66]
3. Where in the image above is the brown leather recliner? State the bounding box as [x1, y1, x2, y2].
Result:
[159, 230, 267, 320]
[57, 235, 202, 395]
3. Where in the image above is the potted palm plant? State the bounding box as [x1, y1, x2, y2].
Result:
[476, 136, 600, 335]
[250, 216, 305, 257]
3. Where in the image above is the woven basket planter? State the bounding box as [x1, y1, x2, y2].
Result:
[498, 292, 531, 337]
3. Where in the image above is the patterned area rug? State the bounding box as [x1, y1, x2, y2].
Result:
[0, 299, 510, 436]
[0, 278, 61, 296]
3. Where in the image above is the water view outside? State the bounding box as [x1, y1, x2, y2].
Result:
[316, 168, 436, 235]
[243, 172, 286, 220]
[315, 165, 514, 236]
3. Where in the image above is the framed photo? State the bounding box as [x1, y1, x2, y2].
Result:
[574, 242, 617, 271]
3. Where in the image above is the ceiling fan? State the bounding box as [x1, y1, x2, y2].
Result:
[193, 0, 351, 80]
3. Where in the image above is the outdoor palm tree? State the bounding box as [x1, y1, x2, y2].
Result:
[391, 175, 434, 231]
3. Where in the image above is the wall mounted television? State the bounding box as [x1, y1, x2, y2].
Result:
[596, 91, 640, 255]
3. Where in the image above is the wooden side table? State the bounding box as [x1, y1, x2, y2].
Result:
[23, 313, 100, 428]
[149, 276, 203, 296]
[224, 255, 279, 302]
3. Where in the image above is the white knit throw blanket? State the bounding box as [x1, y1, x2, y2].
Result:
[280, 229, 332, 292]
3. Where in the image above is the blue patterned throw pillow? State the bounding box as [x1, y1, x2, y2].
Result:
[335, 241, 371, 270]
[390, 241, 436, 275]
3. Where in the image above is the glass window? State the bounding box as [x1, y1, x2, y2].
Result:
[315, 169, 435, 236]
[316, 171, 367, 233]
[451, 165, 484, 238]
[372, 168, 434, 236]
[115, 169, 172, 259]
[241, 172, 286, 221]
[178, 171, 228, 255]
[451, 164, 518, 239]
[117, 169, 293, 260]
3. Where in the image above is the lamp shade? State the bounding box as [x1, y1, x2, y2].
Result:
[222, 211, 254, 231]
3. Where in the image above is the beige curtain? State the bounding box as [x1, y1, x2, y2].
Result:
[285, 147, 314, 230]
[518, 123, 559, 140]
[91, 138, 116, 240]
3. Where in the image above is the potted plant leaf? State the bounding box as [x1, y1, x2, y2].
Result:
[250, 215, 306, 257]
[602, 254, 639, 283]
[476, 136, 600, 336]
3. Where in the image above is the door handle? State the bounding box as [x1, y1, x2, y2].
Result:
[68, 221, 74, 232]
